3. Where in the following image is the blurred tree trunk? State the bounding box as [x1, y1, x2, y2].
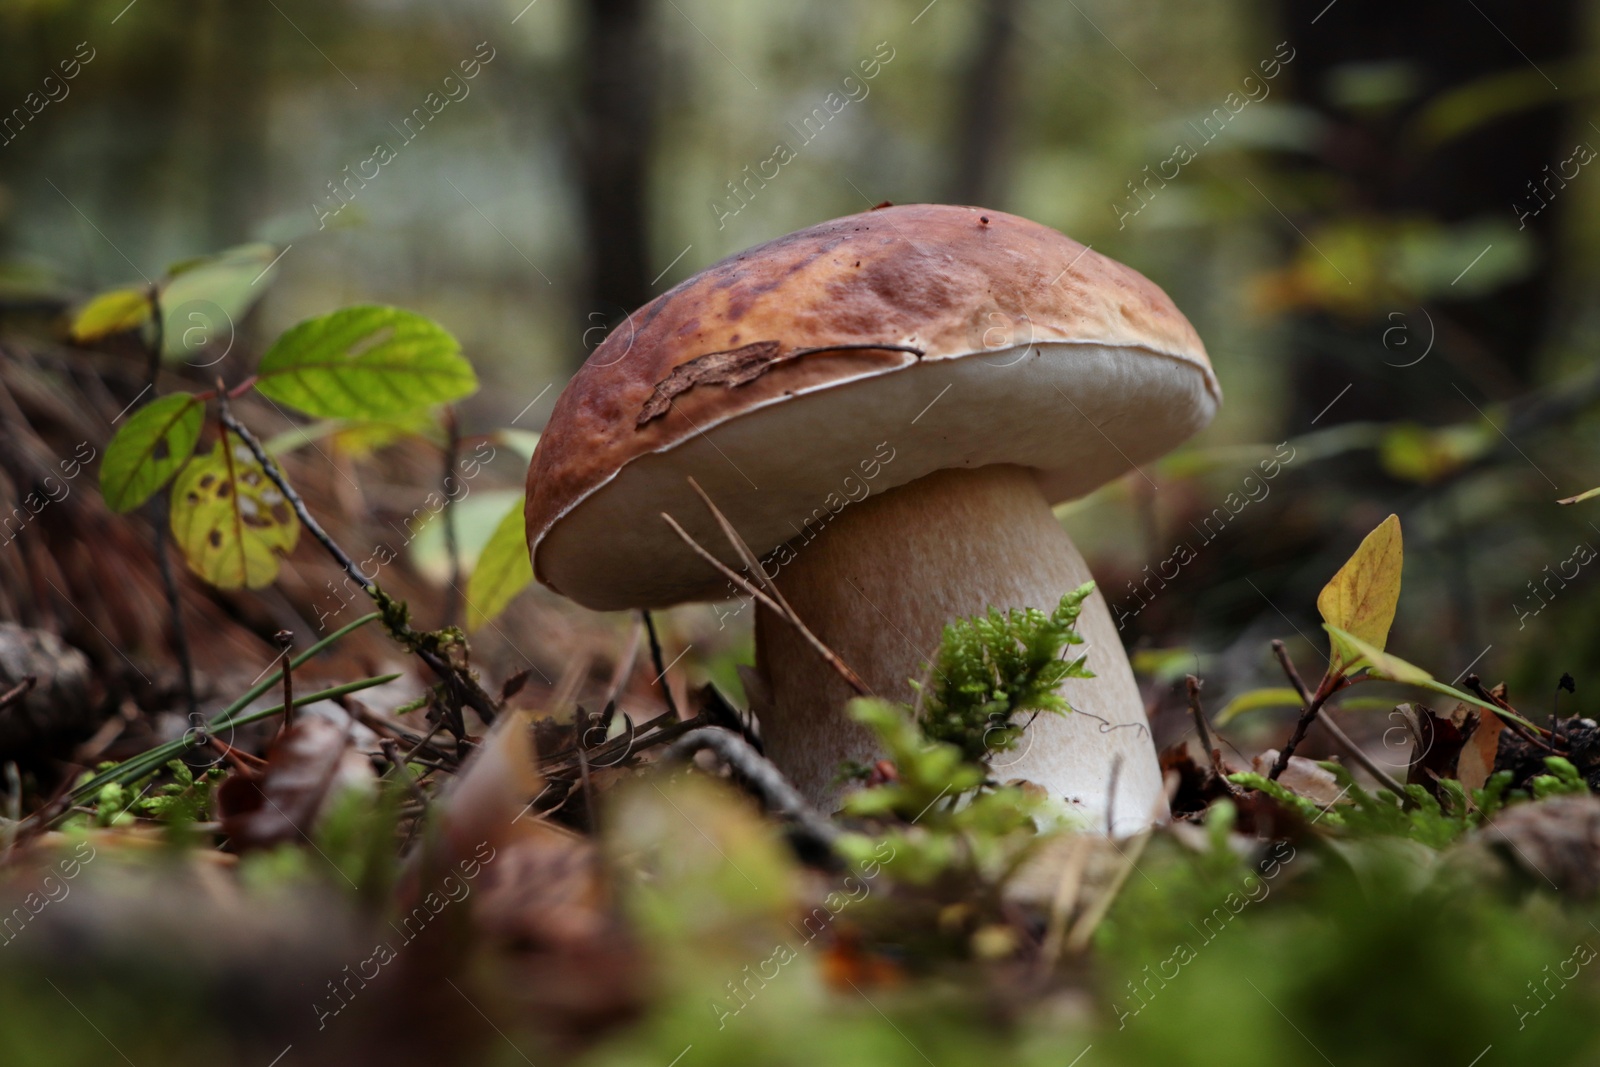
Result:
[1275, 0, 1582, 424]
[574, 0, 657, 364]
[947, 0, 1021, 207]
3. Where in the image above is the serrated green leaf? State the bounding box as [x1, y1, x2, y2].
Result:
[160, 243, 281, 361]
[71, 286, 151, 342]
[170, 432, 300, 589]
[99, 393, 204, 512]
[466, 495, 534, 631]
[255, 305, 477, 419]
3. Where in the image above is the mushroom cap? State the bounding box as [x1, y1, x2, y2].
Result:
[525, 203, 1219, 611]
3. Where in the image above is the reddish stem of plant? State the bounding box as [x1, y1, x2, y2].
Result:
[1267, 671, 1351, 780]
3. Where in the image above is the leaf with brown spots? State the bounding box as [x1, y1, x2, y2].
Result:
[170, 430, 300, 589]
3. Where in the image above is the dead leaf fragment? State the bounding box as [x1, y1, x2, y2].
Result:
[1253, 751, 1347, 806]
[1456, 704, 1507, 795]
[636, 341, 784, 425]
[218, 716, 361, 851]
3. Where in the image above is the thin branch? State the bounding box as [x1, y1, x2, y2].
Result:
[441, 405, 462, 628]
[1268, 674, 1345, 780]
[270, 630, 294, 733]
[0, 676, 36, 713]
[1319, 706, 1409, 797]
[1184, 675, 1226, 782]
[1271, 640, 1314, 706]
[641, 610, 682, 721]
[218, 397, 372, 594]
[217, 399, 500, 726]
[662, 506, 870, 697]
[1270, 639, 1407, 795]
[687, 476, 805, 622]
[139, 284, 198, 723]
[1465, 674, 1556, 751]
[660, 726, 836, 852]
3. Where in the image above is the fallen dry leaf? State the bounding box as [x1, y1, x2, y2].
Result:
[218, 716, 363, 851]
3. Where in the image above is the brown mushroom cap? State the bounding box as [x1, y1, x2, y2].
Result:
[525, 203, 1219, 610]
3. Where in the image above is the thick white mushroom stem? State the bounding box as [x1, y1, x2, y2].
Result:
[751, 463, 1166, 836]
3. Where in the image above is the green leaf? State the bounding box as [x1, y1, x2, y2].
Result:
[466, 495, 534, 631]
[170, 431, 300, 589]
[1318, 514, 1402, 671]
[99, 393, 204, 512]
[71, 287, 152, 342]
[1213, 687, 1305, 726]
[1559, 486, 1600, 506]
[1322, 625, 1541, 732]
[160, 243, 281, 361]
[255, 305, 477, 419]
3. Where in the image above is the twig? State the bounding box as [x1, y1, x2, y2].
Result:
[1270, 640, 1408, 795]
[275, 630, 295, 732]
[602, 618, 644, 713]
[0, 676, 35, 713]
[660, 726, 837, 852]
[641, 610, 682, 721]
[2, 761, 21, 865]
[661, 510, 870, 697]
[687, 476, 806, 624]
[217, 398, 500, 727]
[1271, 640, 1313, 707]
[219, 394, 373, 596]
[1465, 674, 1556, 751]
[1184, 675, 1225, 780]
[208, 735, 266, 774]
[1268, 676, 1345, 780]
[380, 738, 430, 810]
[137, 286, 199, 723]
[441, 405, 462, 628]
[1105, 753, 1122, 837]
[347, 703, 453, 765]
[576, 746, 596, 834]
[1036, 835, 1093, 978]
[1064, 830, 1151, 953]
[1318, 707, 1409, 797]
[151, 518, 199, 721]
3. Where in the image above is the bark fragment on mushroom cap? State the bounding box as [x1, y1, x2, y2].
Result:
[525, 203, 1218, 610]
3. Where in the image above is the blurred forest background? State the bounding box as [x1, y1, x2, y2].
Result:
[2, 0, 1598, 754]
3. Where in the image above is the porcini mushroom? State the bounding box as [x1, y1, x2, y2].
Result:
[525, 204, 1218, 834]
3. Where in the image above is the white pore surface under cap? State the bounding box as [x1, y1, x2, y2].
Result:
[537, 341, 1217, 611]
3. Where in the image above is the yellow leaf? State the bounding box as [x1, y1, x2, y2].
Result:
[170, 432, 300, 589]
[1318, 514, 1402, 671]
[71, 287, 151, 342]
[465, 495, 533, 631]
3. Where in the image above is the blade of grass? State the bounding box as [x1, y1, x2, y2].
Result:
[56, 673, 400, 818]
[215, 611, 381, 723]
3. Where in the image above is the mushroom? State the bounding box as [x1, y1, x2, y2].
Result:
[525, 204, 1218, 834]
